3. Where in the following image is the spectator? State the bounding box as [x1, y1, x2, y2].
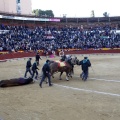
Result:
[0, 24, 119, 53]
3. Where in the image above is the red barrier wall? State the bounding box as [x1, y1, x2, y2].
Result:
[0, 52, 37, 60]
[63, 49, 120, 55]
[0, 50, 120, 60]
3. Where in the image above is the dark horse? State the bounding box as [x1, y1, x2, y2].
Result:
[0, 77, 33, 87]
[49, 56, 79, 81]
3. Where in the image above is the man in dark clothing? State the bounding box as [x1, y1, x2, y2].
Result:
[39, 60, 52, 88]
[32, 61, 39, 79]
[24, 58, 32, 78]
[35, 52, 42, 66]
[43, 49, 48, 58]
[60, 55, 66, 61]
[79, 57, 91, 81]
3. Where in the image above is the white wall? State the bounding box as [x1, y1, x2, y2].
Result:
[20, 0, 32, 14]
[8, 0, 17, 13]
[0, 0, 32, 14]
[0, 0, 7, 12]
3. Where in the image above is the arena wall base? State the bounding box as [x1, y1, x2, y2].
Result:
[0, 50, 120, 60]
[0, 60, 7, 62]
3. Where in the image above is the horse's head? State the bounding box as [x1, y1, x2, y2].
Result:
[76, 59, 80, 65]
[71, 56, 79, 65]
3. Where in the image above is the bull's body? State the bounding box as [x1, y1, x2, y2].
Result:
[0, 77, 33, 87]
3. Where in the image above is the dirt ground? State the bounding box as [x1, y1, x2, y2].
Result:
[0, 54, 120, 120]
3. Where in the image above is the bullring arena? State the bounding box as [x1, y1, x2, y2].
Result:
[0, 52, 120, 120]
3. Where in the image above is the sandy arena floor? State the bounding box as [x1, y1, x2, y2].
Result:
[0, 54, 120, 120]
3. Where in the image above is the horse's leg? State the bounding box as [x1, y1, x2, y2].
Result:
[70, 68, 74, 78]
[67, 69, 72, 78]
[51, 71, 54, 78]
[59, 72, 63, 80]
[72, 67, 74, 75]
[69, 71, 72, 78]
[65, 72, 69, 81]
[50, 69, 54, 78]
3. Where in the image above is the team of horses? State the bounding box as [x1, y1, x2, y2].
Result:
[0, 55, 80, 87]
[49, 55, 79, 81]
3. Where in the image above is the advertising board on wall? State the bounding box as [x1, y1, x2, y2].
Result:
[0, 14, 60, 22]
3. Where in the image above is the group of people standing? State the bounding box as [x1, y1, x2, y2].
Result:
[60, 54, 92, 81]
[24, 52, 92, 88]
[24, 52, 42, 79]
[24, 52, 52, 88]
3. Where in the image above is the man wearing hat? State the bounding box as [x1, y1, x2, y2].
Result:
[35, 52, 42, 66]
[24, 58, 32, 78]
[39, 59, 52, 88]
[79, 57, 91, 81]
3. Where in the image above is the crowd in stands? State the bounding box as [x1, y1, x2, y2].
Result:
[0, 23, 120, 53]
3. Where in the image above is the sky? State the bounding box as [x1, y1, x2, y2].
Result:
[31, 0, 120, 17]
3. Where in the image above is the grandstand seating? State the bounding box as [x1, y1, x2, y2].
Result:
[0, 12, 120, 56]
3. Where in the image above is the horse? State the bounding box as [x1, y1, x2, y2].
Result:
[49, 56, 79, 81]
[49, 61, 72, 81]
[0, 77, 33, 87]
